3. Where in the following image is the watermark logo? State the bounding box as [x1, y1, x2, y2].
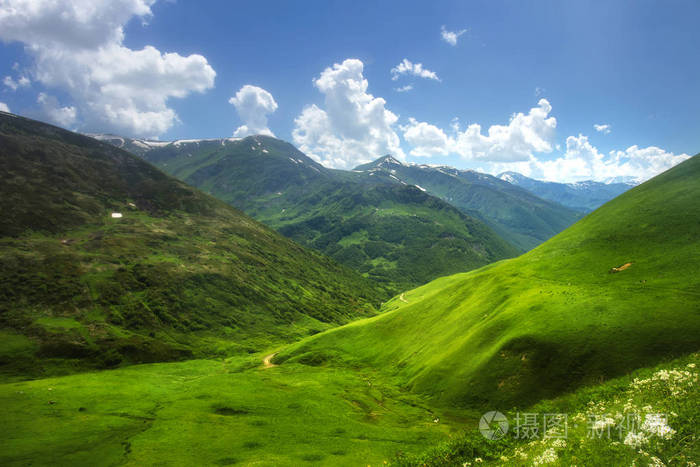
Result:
[479, 411, 509, 440]
[479, 410, 664, 442]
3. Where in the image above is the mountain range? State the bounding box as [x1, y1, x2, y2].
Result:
[498, 170, 635, 212]
[354, 156, 584, 250]
[92, 133, 600, 288]
[93, 134, 521, 292]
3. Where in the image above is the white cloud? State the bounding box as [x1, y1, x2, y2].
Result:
[3, 75, 30, 90]
[401, 99, 557, 162]
[606, 145, 690, 182]
[487, 134, 690, 183]
[400, 100, 686, 182]
[453, 99, 557, 161]
[401, 118, 449, 157]
[594, 123, 611, 134]
[292, 58, 404, 169]
[0, 0, 216, 137]
[36, 92, 77, 127]
[0, 0, 154, 49]
[390, 59, 440, 82]
[441, 25, 467, 46]
[395, 84, 413, 93]
[0, 102, 9, 112]
[229, 85, 277, 137]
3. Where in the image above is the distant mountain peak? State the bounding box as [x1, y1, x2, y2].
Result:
[497, 170, 635, 212]
[353, 155, 406, 171]
[498, 171, 528, 184]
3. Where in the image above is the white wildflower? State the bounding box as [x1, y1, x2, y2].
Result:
[624, 431, 648, 448]
[551, 439, 567, 449]
[514, 447, 528, 460]
[641, 414, 675, 439]
[533, 448, 558, 465]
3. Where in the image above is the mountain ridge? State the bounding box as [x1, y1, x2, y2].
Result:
[353, 155, 584, 251]
[0, 113, 383, 377]
[498, 170, 635, 212]
[98, 134, 519, 293]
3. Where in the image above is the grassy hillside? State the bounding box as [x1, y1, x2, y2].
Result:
[354, 156, 583, 251]
[397, 352, 700, 466]
[277, 154, 700, 408]
[115, 135, 518, 293]
[0, 114, 383, 378]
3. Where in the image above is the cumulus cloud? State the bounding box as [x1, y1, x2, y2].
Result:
[400, 100, 686, 182]
[605, 145, 690, 182]
[0, 102, 9, 112]
[488, 134, 689, 183]
[0, 0, 216, 137]
[401, 118, 449, 157]
[594, 123, 611, 134]
[292, 58, 404, 169]
[36, 92, 77, 127]
[3, 75, 30, 90]
[452, 99, 557, 161]
[441, 25, 467, 46]
[401, 99, 557, 162]
[229, 85, 278, 137]
[390, 59, 440, 82]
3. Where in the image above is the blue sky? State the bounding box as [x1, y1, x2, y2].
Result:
[0, 0, 698, 181]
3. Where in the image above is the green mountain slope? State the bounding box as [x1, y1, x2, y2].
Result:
[278, 154, 700, 408]
[355, 156, 584, 251]
[105, 135, 518, 293]
[0, 114, 383, 378]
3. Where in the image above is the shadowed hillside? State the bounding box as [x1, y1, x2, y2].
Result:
[0, 113, 383, 378]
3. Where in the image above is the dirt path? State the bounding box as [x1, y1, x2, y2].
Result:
[399, 293, 408, 303]
[611, 262, 633, 273]
[262, 352, 278, 368]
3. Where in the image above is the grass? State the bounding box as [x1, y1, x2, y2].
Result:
[395, 352, 700, 466]
[0, 355, 472, 466]
[277, 154, 700, 408]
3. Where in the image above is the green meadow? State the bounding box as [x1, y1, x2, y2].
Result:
[0, 355, 472, 466]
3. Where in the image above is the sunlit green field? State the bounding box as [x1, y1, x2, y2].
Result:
[0, 355, 473, 466]
[278, 154, 700, 407]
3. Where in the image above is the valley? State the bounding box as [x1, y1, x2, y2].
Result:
[1, 113, 698, 466]
[1, 2, 698, 465]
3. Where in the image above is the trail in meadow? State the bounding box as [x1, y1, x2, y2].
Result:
[262, 352, 278, 368]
